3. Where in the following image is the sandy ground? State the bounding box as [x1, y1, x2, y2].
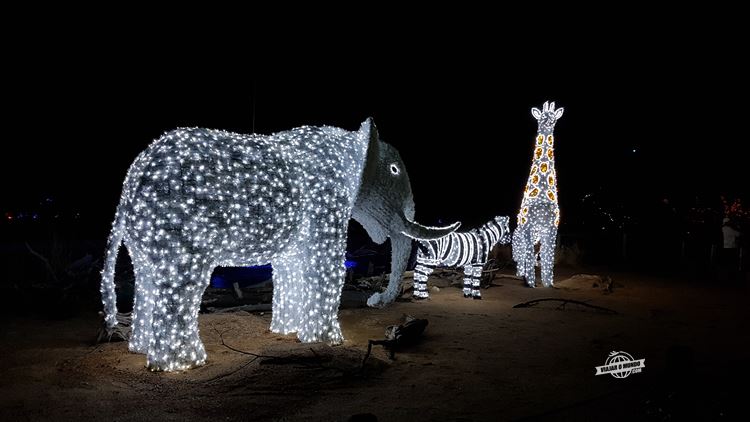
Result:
[1, 268, 748, 421]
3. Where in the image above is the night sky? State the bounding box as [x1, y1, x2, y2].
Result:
[2, 16, 745, 235]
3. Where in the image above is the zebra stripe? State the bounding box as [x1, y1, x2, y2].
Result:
[413, 216, 511, 300]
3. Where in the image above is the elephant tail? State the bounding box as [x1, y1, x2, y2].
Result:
[100, 197, 127, 329]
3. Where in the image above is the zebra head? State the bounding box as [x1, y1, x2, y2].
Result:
[494, 215, 511, 244]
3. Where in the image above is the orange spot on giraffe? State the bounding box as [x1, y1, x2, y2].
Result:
[547, 135, 553, 146]
[540, 163, 548, 173]
[537, 135, 544, 145]
[531, 165, 538, 175]
[547, 191, 556, 201]
[535, 147, 543, 159]
[529, 188, 539, 197]
[522, 207, 528, 214]
[548, 175, 555, 186]
[547, 149, 554, 160]
[532, 174, 539, 184]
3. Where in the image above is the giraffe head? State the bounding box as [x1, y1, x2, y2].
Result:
[531, 101, 564, 135]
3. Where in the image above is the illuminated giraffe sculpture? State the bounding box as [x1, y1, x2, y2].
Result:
[512, 101, 563, 287]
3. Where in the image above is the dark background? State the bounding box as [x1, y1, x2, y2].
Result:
[0, 13, 747, 421]
[1, 11, 746, 268]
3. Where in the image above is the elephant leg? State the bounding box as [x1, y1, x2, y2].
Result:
[296, 229, 347, 345]
[270, 256, 305, 335]
[413, 262, 434, 300]
[129, 252, 155, 354]
[471, 264, 483, 299]
[146, 263, 210, 371]
[540, 229, 557, 287]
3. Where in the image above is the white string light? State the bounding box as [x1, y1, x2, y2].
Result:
[413, 216, 510, 299]
[100, 118, 459, 371]
[512, 101, 563, 288]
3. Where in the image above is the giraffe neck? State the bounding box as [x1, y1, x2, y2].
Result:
[517, 132, 560, 227]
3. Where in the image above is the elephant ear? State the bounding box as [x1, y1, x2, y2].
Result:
[353, 117, 388, 244]
[359, 117, 380, 158]
[358, 117, 381, 191]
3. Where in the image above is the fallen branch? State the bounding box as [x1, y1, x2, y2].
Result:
[25, 242, 60, 284]
[513, 298, 617, 314]
[213, 326, 276, 359]
[363, 339, 393, 364]
[212, 326, 342, 373]
[96, 312, 133, 343]
[496, 274, 525, 281]
[362, 316, 428, 367]
[209, 304, 272, 313]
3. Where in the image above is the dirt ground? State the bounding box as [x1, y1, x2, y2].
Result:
[1, 268, 748, 421]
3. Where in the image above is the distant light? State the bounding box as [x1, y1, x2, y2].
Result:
[632, 148, 637, 153]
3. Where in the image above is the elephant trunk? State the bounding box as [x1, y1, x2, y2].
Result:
[366, 212, 459, 308]
[366, 232, 412, 307]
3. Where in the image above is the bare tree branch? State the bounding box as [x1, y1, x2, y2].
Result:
[513, 298, 618, 314]
[25, 242, 60, 284]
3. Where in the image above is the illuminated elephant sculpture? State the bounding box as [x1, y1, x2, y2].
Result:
[100, 118, 459, 371]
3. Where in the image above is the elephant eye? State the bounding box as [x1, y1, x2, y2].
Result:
[389, 163, 400, 175]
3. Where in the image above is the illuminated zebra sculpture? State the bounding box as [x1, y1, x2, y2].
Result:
[413, 216, 511, 299]
[512, 101, 563, 287]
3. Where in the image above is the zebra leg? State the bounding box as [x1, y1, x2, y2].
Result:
[471, 263, 483, 299]
[413, 262, 434, 300]
[462, 266, 473, 298]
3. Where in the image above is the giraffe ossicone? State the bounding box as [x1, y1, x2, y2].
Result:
[512, 101, 563, 288]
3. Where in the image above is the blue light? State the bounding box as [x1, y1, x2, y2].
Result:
[211, 262, 356, 289]
[210, 265, 273, 289]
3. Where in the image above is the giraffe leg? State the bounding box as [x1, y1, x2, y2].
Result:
[521, 227, 536, 287]
[413, 262, 434, 300]
[471, 264, 483, 299]
[462, 266, 473, 298]
[540, 228, 557, 287]
[512, 229, 525, 277]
